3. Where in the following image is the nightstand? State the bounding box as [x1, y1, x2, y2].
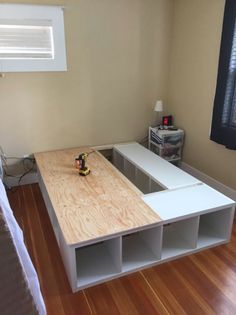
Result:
[148, 127, 184, 163]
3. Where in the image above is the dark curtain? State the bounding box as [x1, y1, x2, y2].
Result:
[210, 0, 236, 149]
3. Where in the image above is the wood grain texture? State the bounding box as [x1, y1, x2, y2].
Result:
[7, 184, 236, 315]
[35, 147, 161, 245]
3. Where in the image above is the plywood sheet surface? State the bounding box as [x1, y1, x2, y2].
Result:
[35, 148, 161, 245]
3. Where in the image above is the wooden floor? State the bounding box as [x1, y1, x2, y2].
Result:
[7, 184, 236, 315]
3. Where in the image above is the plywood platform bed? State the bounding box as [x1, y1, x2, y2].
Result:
[34, 142, 235, 293]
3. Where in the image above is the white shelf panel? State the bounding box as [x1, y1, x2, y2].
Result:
[53, 226, 60, 246]
[122, 236, 158, 272]
[197, 207, 234, 248]
[162, 240, 194, 260]
[197, 224, 227, 249]
[161, 217, 198, 260]
[122, 228, 162, 272]
[76, 239, 121, 288]
[114, 143, 200, 189]
[143, 184, 234, 221]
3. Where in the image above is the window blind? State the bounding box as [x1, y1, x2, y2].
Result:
[0, 22, 54, 59]
[210, 0, 236, 149]
[222, 18, 236, 128]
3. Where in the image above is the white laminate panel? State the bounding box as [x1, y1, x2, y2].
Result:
[122, 233, 159, 272]
[76, 240, 121, 288]
[114, 143, 200, 189]
[142, 184, 234, 221]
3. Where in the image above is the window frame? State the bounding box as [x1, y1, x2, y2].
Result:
[0, 4, 67, 72]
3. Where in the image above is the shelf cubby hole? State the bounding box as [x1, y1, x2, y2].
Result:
[162, 217, 198, 260]
[76, 237, 121, 288]
[113, 151, 125, 174]
[135, 168, 150, 194]
[197, 207, 234, 248]
[150, 179, 165, 193]
[124, 159, 136, 184]
[98, 148, 113, 162]
[122, 227, 162, 272]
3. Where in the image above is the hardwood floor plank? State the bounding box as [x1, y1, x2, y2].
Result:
[105, 278, 140, 315]
[189, 253, 236, 307]
[167, 262, 215, 314]
[85, 283, 121, 315]
[85, 271, 170, 315]
[171, 256, 236, 315]
[142, 268, 186, 315]
[24, 185, 68, 314]
[6, 187, 23, 227]
[212, 246, 236, 271]
[117, 273, 169, 315]
[143, 264, 205, 315]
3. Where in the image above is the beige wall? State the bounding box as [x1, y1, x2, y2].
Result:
[167, 0, 236, 190]
[0, 0, 173, 158]
[3, 0, 233, 190]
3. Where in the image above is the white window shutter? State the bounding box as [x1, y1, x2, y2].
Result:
[0, 23, 54, 59]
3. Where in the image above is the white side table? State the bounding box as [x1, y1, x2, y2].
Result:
[148, 127, 184, 163]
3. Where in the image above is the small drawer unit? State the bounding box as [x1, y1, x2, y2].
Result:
[148, 127, 184, 162]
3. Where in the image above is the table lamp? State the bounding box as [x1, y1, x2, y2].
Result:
[154, 100, 163, 126]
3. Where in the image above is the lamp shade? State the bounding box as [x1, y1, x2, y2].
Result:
[154, 100, 163, 112]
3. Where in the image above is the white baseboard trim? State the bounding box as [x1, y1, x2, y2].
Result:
[181, 162, 236, 201]
[3, 172, 38, 188]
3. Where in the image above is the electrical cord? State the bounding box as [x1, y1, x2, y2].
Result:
[0, 145, 36, 190]
[17, 158, 36, 186]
